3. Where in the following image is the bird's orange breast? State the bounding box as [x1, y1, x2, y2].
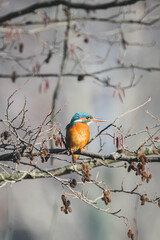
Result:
[66, 122, 90, 150]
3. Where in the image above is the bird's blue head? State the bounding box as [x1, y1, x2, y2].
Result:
[66, 112, 106, 129]
[70, 112, 93, 124]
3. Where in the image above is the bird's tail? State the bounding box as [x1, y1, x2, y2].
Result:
[72, 154, 79, 163]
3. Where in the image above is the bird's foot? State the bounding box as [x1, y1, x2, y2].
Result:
[70, 149, 74, 154]
[80, 147, 83, 153]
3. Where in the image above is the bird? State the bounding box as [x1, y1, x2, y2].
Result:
[66, 112, 106, 162]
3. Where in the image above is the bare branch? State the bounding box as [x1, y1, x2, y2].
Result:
[1, 65, 160, 80]
[0, 0, 144, 24]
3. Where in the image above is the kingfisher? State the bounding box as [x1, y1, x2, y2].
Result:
[66, 112, 106, 162]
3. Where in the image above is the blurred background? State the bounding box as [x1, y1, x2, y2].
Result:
[0, 0, 160, 239]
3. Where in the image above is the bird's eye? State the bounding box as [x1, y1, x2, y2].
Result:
[86, 116, 89, 119]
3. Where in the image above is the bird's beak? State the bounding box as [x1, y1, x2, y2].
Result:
[89, 118, 107, 123]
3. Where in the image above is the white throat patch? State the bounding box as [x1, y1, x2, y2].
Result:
[74, 119, 93, 125]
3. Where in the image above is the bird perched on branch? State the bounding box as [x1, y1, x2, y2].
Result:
[66, 112, 106, 162]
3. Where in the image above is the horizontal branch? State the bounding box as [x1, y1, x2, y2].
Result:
[0, 158, 116, 183]
[0, 65, 160, 80]
[0, 146, 160, 183]
[0, 0, 143, 24]
[8, 16, 160, 27]
[0, 146, 160, 163]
